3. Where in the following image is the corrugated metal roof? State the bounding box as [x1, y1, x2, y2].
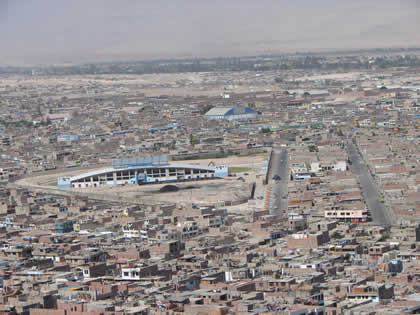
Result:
[204, 107, 233, 116]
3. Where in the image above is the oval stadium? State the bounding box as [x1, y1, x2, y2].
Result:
[58, 155, 228, 189]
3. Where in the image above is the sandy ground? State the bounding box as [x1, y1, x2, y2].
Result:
[86, 178, 251, 204]
[176, 154, 267, 172]
[294, 71, 363, 82]
[0, 72, 280, 97]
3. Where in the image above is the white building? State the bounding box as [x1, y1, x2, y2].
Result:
[310, 161, 347, 173]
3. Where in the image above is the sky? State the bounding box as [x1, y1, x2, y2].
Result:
[0, 0, 419, 66]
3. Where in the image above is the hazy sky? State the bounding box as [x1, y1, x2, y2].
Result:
[0, 0, 419, 66]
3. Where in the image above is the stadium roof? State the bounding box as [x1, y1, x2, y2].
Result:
[113, 155, 168, 167]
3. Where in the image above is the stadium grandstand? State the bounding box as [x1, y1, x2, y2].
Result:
[58, 155, 228, 189]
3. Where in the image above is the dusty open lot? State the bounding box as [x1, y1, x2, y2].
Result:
[0, 72, 282, 98]
[294, 71, 364, 82]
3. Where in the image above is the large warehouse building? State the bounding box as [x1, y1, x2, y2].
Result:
[204, 106, 257, 121]
[58, 155, 228, 189]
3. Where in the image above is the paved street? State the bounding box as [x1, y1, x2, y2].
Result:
[346, 141, 393, 226]
[267, 146, 288, 217]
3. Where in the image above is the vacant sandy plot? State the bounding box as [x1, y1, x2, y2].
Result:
[0, 72, 281, 97]
[83, 178, 251, 204]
